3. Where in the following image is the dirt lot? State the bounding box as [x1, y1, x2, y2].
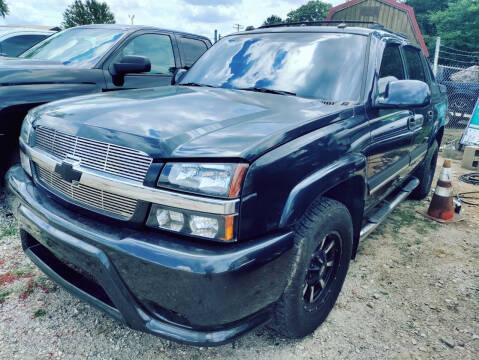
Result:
[0, 155, 478, 360]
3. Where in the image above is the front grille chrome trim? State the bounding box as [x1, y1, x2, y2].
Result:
[24, 141, 239, 216]
[34, 126, 152, 183]
[36, 165, 138, 219]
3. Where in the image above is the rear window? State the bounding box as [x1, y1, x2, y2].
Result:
[403, 47, 426, 82]
[180, 37, 208, 67]
[0, 34, 47, 57]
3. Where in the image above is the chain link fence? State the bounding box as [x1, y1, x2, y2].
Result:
[435, 51, 479, 129]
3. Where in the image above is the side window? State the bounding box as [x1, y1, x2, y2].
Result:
[379, 44, 405, 95]
[180, 37, 208, 67]
[115, 34, 175, 75]
[403, 47, 426, 82]
[0, 34, 48, 57]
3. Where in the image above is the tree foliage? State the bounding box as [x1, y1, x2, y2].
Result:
[429, 0, 479, 52]
[403, 0, 452, 52]
[285, 1, 331, 23]
[62, 0, 115, 29]
[262, 15, 283, 27]
[403, 0, 479, 53]
[0, 0, 9, 18]
[262, 1, 331, 27]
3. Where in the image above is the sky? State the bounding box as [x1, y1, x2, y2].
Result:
[0, 0, 345, 41]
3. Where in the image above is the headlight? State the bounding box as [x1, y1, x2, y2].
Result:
[146, 204, 236, 242]
[19, 112, 34, 144]
[158, 163, 248, 198]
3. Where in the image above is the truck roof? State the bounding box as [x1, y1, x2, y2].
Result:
[74, 24, 210, 41]
[244, 25, 410, 40]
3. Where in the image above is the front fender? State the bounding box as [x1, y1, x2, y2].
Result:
[279, 153, 367, 228]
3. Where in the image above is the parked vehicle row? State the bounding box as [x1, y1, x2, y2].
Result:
[4, 22, 447, 345]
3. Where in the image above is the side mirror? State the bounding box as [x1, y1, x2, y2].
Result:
[113, 55, 151, 75]
[172, 68, 187, 85]
[376, 80, 431, 108]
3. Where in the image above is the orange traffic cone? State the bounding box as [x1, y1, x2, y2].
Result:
[423, 159, 462, 223]
[427, 159, 454, 220]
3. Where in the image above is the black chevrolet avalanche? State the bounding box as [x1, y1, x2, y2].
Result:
[0, 24, 211, 178]
[7, 23, 448, 345]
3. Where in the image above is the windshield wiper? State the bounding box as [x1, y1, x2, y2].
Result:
[179, 82, 215, 88]
[239, 87, 296, 96]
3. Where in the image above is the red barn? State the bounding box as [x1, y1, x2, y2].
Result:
[326, 0, 429, 57]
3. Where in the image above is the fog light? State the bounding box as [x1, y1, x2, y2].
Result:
[156, 208, 184, 231]
[189, 215, 219, 238]
[20, 151, 32, 177]
[146, 204, 237, 242]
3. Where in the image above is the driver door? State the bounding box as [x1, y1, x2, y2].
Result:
[103, 33, 179, 90]
[365, 42, 416, 205]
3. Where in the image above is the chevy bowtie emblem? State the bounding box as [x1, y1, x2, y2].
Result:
[54, 156, 82, 184]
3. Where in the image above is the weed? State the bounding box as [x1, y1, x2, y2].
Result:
[0, 290, 11, 303]
[33, 309, 47, 318]
[13, 268, 34, 277]
[0, 224, 18, 238]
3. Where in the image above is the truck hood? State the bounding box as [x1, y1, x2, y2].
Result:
[31, 86, 353, 161]
[0, 57, 87, 85]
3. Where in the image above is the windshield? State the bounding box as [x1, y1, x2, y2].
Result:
[180, 32, 368, 101]
[20, 27, 125, 67]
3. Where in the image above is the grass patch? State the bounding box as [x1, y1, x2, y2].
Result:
[0, 224, 18, 238]
[33, 309, 47, 318]
[389, 203, 442, 248]
[0, 290, 11, 303]
[13, 267, 34, 277]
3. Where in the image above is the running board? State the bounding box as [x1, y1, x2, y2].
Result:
[360, 177, 420, 240]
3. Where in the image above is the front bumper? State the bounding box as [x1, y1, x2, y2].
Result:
[7, 166, 294, 345]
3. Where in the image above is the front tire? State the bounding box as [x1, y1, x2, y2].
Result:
[273, 197, 353, 338]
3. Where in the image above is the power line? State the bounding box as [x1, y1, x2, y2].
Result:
[233, 24, 243, 32]
[440, 49, 479, 59]
[439, 56, 479, 65]
[441, 44, 479, 55]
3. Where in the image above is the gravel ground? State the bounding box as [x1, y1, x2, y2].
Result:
[0, 155, 478, 360]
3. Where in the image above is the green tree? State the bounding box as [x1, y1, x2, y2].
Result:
[429, 0, 479, 52]
[262, 15, 283, 27]
[62, 0, 115, 28]
[403, 0, 452, 52]
[285, 0, 331, 23]
[0, 0, 8, 18]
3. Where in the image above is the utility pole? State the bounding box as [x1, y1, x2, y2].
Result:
[214, 29, 218, 43]
[128, 14, 135, 25]
[233, 24, 243, 32]
[433, 37, 441, 77]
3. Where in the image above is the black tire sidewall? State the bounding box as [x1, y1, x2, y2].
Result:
[274, 198, 353, 338]
[410, 140, 439, 200]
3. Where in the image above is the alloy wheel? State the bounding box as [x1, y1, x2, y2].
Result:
[302, 231, 341, 310]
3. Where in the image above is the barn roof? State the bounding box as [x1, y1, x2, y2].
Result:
[326, 0, 429, 57]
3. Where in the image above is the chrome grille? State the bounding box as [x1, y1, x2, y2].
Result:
[36, 165, 138, 218]
[34, 126, 152, 183]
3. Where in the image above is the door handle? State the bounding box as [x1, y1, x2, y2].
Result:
[408, 114, 424, 131]
[427, 111, 434, 120]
